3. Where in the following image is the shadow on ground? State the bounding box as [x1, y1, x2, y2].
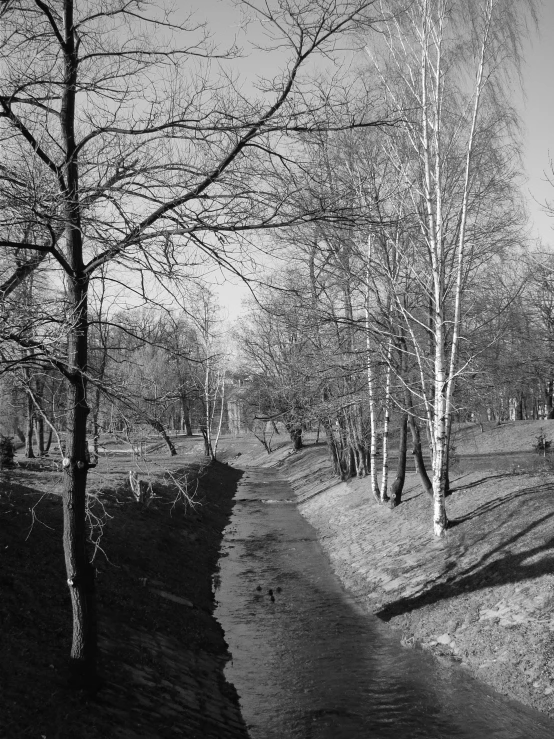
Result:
[377, 481, 554, 622]
[0, 458, 249, 739]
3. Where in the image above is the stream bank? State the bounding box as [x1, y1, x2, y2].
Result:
[1, 458, 249, 739]
[246, 429, 554, 719]
[216, 462, 554, 738]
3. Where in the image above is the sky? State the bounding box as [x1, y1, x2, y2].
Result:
[192, 0, 554, 320]
[518, 0, 554, 248]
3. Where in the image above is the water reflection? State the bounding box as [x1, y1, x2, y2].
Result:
[216, 468, 554, 739]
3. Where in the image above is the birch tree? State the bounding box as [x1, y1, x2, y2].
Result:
[189, 289, 228, 460]
[367, 0, 531, 535]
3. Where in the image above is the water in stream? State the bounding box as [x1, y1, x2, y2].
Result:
[215, 467, 554, 739]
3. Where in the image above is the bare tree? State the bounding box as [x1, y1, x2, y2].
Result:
[238, 278, 319, 451]
[365, 0, 532, 536]
[0, 0, 385, 684]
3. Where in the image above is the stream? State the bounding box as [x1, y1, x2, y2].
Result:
[215, 467, 554, 738]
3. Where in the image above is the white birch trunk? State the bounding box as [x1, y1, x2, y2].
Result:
[381, 339, 392, 503]
[367, 354, 381, 503]
[366, 235, 381, 502]
[432, 321, 448, 537]
[204, 355, 213, 456]
[368, 0, 508, 535]
[421, 1, 448, 537]
[212, 369, 226, 460]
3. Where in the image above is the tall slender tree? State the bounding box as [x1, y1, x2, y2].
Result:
[366, 0, 532, 535]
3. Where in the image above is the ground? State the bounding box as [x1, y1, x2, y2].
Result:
[250, 420, 554, 718]
[4, 423, 554, 735]
[0, 436, 251, 739]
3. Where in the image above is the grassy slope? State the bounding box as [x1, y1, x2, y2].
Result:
[253, 422, 554, 719]
[5, 423, 554, 734]
[0, 443, 249, 739]
[455, 419, 554, 456]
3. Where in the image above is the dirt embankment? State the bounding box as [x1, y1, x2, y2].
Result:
[0, 458, 249, 739]
[262, 422, 554, 719]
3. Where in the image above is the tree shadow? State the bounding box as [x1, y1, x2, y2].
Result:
[448, 472, 515, 495]
[448, 482, 554, 527]
[376, 483, 554, 622]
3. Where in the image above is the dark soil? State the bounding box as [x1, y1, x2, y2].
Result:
[0, 457, 249, 739]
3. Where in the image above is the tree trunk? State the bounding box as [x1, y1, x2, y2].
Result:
[61, 2, 97, 687]
[431, 403, 449, 538]
[352, 405, 368, 477]
[323, 421, 344, 479]
[44, 426, 53, 455]
[443, 438, 453, 498]
[210, 372, 226, 461]
[365, 246, 381, 503]
[345, 412, 357, 477]
[409, 412, 433, 499]
[546, 380, 554, 419]
[366, 356, 381, 503]
[25, 391, 35, 458]
[35, 413, 45, 456]
[380, 342, 392, 503]
[63, 279, 97, 688]
[289, 425, 303, 451]
[150, 419, 177, 456]
[34, 379, 46, 456]
[181, 395, 193, 435]
[390, 413, 408, 507]
[431, 295, 448, 537]
[200, 425, 212, 457]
